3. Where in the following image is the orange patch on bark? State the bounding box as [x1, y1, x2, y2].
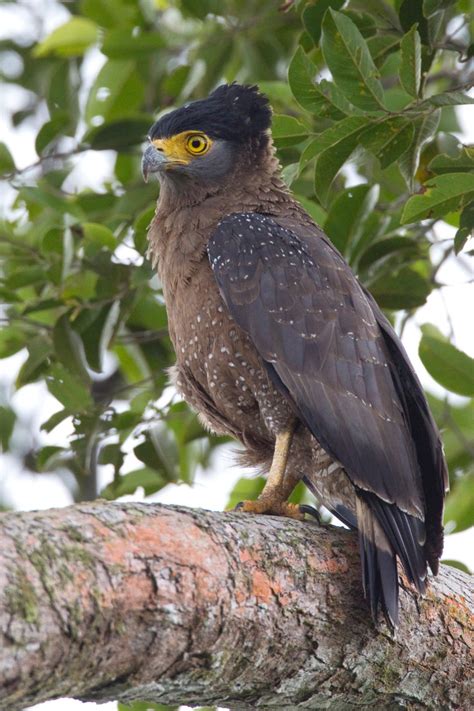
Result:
[99, 512, 229, 609]
[238, 547, 286, 605]
[251, 569, 279, 604]
[308, 552, 349, 574]
[239, 549, 254, 564]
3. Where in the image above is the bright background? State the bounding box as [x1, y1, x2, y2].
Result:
[0, 1, 472, 711]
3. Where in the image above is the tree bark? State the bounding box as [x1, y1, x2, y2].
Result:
[0, 503, 472, 710]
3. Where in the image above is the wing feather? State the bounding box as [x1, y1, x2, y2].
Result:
[208, 211, 447, 620]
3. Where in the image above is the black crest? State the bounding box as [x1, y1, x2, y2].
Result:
[149, 83, 272, 143]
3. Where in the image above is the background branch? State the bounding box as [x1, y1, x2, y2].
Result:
[0, 503, 472, 710]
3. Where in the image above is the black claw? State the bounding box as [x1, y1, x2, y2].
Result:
[233, 501, 244, 512]
[299, 504, 321, 522]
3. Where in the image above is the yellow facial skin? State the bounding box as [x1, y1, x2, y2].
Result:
[151, 130, 213, 167]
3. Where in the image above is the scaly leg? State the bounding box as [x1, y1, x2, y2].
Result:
[238, 421, 304, 520]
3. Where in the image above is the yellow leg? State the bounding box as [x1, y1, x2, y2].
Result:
[240, 421, 304, 520]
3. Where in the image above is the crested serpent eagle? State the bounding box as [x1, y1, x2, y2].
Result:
[142, 83, 448, 626]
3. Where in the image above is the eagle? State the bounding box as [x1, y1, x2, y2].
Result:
[142, 83, 448, 626]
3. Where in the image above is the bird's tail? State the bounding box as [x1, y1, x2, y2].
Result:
[355, 492, 427, 627]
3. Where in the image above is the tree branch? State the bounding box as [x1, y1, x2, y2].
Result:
[0, 503, 472, 710]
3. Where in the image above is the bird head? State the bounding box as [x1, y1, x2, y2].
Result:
[142, 83, 272, 184]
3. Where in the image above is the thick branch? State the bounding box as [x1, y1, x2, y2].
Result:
[0, 503, 472, 710]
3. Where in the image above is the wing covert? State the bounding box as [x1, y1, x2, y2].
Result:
[208, 212, 425, 519]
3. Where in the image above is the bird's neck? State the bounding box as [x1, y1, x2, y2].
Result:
[147, 142, 293, 292]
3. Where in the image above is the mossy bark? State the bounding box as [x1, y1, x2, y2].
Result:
[0, 502, 472, 710]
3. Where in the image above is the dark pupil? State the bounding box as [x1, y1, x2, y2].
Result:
[192, 138, 202, 149]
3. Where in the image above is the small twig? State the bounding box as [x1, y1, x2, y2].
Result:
[117, 329, 169, 344]
[0, 145, 88, 181]
[430, 245, 453, 285]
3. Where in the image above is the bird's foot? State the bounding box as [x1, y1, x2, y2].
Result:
[234, 498, 318, 521]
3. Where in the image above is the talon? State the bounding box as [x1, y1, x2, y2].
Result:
[233, 498, 305, 520]
[299, 504, 321, 523]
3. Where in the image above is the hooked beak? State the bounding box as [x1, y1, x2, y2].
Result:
[141, 143, 168, 182]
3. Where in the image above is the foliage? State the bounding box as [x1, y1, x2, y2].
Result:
[0, 0, 472, 554]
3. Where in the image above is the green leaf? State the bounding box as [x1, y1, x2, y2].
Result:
[401, 173, 474, 224]
[321, 9, 386, 111]
[35, 445, 68, 472]
[398, 110, 440, 190]
[367, 33, 401, 65]
[81, 302, 121, 372]
[114, 342, 150, 383]
[426, 91, 474, 106]
[360, 117, 414, 168]
[85, 60, 145, 125]
[0, 327, 27, 359]
[98, 443, 124, 474]
[295, 195, 327, 225]
[82, 222, 116, 250]
[324, 184, 379, 256]
[369, 267, 431, 309]
[81, 0, 138, 28]
[444, 472, 474, 533]
[101, 467, 167, 500]
[428, 148, 474, 174]
[61, 271, 98, 301]
[118, 701, 177, 711]
[127, 294, 167, 331]
[302, 0, 345, 45]
[454, 227, 470, 254]
[83, 116, 152, 150]
[288, 47, 354, 118]
[423, 0, 457, 17]
[0, 407, 16, 451]
[19, 185, 82, 217]
[134, 437, 167, 474]
[281, 162, 300, 186]
[426, 395, 474, 474]
[6, 266, 47, 289]
[419, 328, 474, 396]
[53, 315, 90, 384]
[46, 363, 93, 412]
[400, 26, 422, 98]
[342, 10, 377, 37]
[40, 408, 71, 433]
[35, 111, 71, 154]
[311, 118, 368, 205]
[16, 336, 52, 388]
[271, 114, 308, 140]
[33, 18, 98, 58]
[349, 0, 401, 28]
[453, 202, 474, 254]
[398, 0, 429, 45]
[0, 142, 15, 174]
[133, 207, 155, 253]
[101, 29, 165, 58]
[358, 236, 420, 271]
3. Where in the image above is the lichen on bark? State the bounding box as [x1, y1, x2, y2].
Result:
[0, 502, 472, 710]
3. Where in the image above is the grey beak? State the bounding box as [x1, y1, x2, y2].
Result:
[142, 144, 168, 182]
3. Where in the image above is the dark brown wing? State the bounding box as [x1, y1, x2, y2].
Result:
[208, 211, 447, 625]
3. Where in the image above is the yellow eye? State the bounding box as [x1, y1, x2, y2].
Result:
[185, 133, 210, 155]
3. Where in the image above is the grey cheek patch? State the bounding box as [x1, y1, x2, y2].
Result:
[185, 140, 235, 180]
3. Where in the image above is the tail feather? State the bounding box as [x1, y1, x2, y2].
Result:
[361, 491, 427, 594]
[356, 496, 399, 627]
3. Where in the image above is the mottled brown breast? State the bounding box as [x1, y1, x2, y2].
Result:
[166, 257, 293, 447]
[146, 158, 299, 450]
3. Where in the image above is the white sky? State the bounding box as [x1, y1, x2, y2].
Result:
[0, 2, 473, 711]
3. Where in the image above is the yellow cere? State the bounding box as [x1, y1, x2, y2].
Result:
[152, 130, 212, 164]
